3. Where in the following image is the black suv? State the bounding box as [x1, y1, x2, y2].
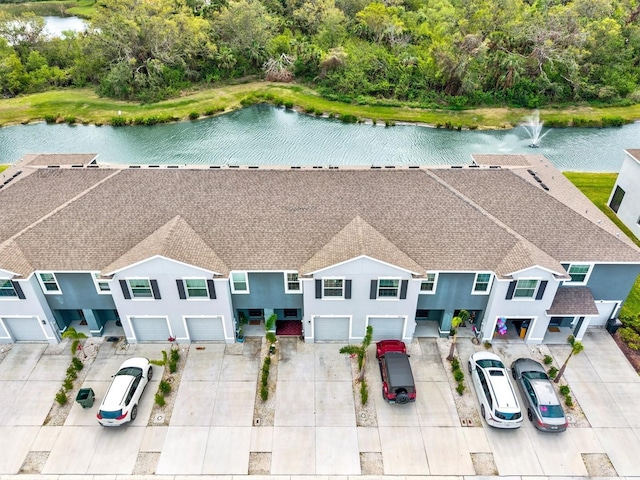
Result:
[376, 340, 416, 404]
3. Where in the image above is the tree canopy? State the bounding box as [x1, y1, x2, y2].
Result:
[1, 0, 639, 107]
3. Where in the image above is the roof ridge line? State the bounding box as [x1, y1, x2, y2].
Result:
[0, 169, 123, 251]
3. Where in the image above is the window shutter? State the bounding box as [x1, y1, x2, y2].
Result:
[400, 280, 408, 299]
[150, 280, 161, 299]
[119, 280, 131, 299]
[370, 280, 377, 299]
[535, 280, 548, 300]
[207, 279, 216, 299]
[345, 280, 352, 299]
[176, 280, 186, 299]
[315, 279, 322, 299]
[11, 281, 25, 299]
[506, 280, 517, 300]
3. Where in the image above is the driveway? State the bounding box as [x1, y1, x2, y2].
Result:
[0, 328, 639, 477]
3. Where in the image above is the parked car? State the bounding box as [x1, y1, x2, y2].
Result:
[376, 340, 416, 404]
[97, 357, 153, 426]
[511, 358, 568, 432]
[468, 352, 522, 428]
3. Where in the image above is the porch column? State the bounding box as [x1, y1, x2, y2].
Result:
[440, 312, 453, 338]
[82, 309, 103, 337]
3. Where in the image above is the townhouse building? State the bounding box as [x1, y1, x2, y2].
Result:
[1, 153, 639, 346]
[609, 149, 640, 240]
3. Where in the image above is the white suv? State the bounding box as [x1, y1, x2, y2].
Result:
[97, 357, 153, 426]
[468, 352, 522, 429]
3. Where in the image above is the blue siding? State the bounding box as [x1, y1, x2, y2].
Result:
[587, 264, 640, 300]
[417, 273, 490, 311]
[43, 273, 116, 310]
[232, 272, 303, 310]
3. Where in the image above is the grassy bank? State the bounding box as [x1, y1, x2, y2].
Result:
[0, 0, 94, 17]
[2, 82, 640, 129]
[564, 172, 640, 317]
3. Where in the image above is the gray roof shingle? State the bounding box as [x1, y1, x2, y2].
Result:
[546, 286, 599, 316]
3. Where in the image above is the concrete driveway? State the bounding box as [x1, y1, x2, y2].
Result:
[0, 328, 639, 477]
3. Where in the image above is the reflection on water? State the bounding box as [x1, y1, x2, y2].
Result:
[1, 105, 638, 171]
[43, 16, 87, 37]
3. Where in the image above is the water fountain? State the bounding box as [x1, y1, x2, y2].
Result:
[522, 110, 550, 148]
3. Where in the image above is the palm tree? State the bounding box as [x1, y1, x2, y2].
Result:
[554, 335, 584, 383]
[340, 325, 373, 382]
[447, 310, 470, 361]
[62, 326, 88, 359]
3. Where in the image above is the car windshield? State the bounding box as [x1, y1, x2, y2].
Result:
[116, 366, 142, 377]
[99, 409, 123, 419]
[477, 359, 504, 369]
[495, 410, 521, 420]
[539, 404, 565, 418]
[523, 371, 549, 380]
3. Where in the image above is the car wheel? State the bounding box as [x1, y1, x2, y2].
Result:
[481, 404, 486, 419]
[468, 361, 472, 374]
[528, 409, 533, 422]
[396, 390, 409, 404]
[147, 366, 153, 381]
[131, 404, 138, 421]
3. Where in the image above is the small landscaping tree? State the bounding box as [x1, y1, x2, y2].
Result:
[62, 326, 88, 359]
[340, 325, 373, 382]
[554, 335, 584, 383]
[447, 310, 469, 361]
[265, 313, 277, 353]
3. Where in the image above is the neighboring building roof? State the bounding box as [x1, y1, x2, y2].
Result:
[1, 156, 639, 278]
[18, 153, 98, 167]
[546, 286, 599, 316]
[626, 149, 640, 163]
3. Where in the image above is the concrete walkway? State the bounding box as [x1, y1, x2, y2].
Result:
[0, 329, 638, 477]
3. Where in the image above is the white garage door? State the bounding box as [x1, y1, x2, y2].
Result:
[2, 317, 46, 342]
[368, 316, 405, 341]
[186, 316, 225, 341]
[130, 317, 171, 342]
[314, 316, 350, 342]
[590, 301, 620, 327]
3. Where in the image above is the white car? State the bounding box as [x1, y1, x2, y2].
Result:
[468, 352, 522, 429]
[97, 357, 153, 426]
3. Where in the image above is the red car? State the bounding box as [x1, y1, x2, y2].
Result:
[376, 340, 416, 404]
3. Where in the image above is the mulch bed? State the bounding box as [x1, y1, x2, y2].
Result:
[612, 331, 640, 373]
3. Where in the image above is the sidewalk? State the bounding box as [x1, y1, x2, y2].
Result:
[0, 329, 638, 477]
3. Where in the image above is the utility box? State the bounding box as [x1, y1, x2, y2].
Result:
[606, 318, 622, 335]
[76, 388, 95, 408]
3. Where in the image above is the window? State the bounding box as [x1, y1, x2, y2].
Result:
[514, 279, 538, 298]
[284, 309, 297, 318]
[93, 273, 111, 294]
[609, 186, 625, 213]
[473, 273, 492, 294]
[185, 279, 208, 298]
[0, 279, 17, 297]
[420, 273, 438, 294]
[323, 278, 344, 298]
[566, 264, 591, 284]
[284, 272, 301, 293]
[38, 272, 60, 293]
[230, 272, 249, 293]
[377, 278, 400, 298]
[128, 279, 152, 298]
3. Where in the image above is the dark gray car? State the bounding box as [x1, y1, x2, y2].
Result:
[511, 358, 568, 432]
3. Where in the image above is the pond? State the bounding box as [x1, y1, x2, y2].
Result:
[1, 104, 639, 171]
[43, 16, 87, 38]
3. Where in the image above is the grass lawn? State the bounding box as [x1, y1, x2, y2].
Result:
[0, 165, 7, 174]
[564, 171, 640, 317]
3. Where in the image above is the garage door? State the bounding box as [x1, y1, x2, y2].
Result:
[314, 316, 350, 341]
[186, 316, 225, 341]
[590, 301, 620, 327]
[368, 316, 405, 341]
[130, 316, 171, 342]
[2, 317, 46, 342]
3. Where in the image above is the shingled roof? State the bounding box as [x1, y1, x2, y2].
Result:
[1, 157, 639, 279]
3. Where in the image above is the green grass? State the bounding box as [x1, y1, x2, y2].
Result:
[0, 1, 93, 17]
[2, 82, 640, 129]
[564, 171, 640, 317]
[0, 165, 7, 174]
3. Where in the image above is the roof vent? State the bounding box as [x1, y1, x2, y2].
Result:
[384, 166, 396, 169]
[540, 183, 549, 191]
[47, 165, 60, 168]
[527, 169, 536, 175]
[451, 165, 463, 169]
[291, 166, 301, 169]
[248, 166, 259, 169]
[148, 165, 160, 168]
[209, 165, 220, 169]
[533, 175, 543, 183]
[371, 166, 381, 169]
[313, 166, 323, 169]
[408, 165, 420, 169]
[167, 165, 179, 169]
[228, 165, 239, 168]
[12, 170, 22, 177]
[129, 165, 141, 168]
[489, 165, 501, 169]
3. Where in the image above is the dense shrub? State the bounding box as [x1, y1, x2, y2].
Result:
[548, 366, 558, 379]
[71, 357, 84, 371]
[155, 393, 166, 406]
[159, 380, 171, 395]
[543, 355, 553, 365]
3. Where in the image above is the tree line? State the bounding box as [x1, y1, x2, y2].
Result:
[1, 0, 640, 108]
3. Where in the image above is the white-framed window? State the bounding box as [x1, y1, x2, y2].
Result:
[514, 279, 539, 298]
[472, 273, 493, 294]
[323, 278, 344, 298]
[38, 272, 61, 294]
[377, 278, 400, 298]
[128, 278, 153, 298]
[565, 264, 592, 285]
[185, 278, 208, 298]
[0, 279, 18, 298]
[230, 271, 249, 293]
[92, 273, 111, 294]
[284, 272, 301, 293]
[420, 272, 438, 294]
